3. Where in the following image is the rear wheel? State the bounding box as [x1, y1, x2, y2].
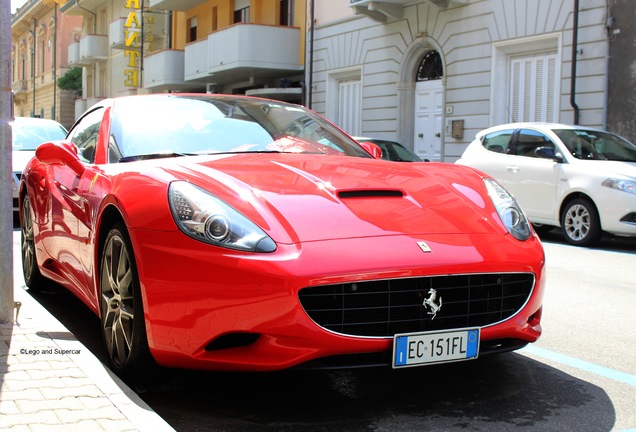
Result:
[21, 195, 45, 290]
[100, 224, 153, 379]
[560, 198, 602, 246]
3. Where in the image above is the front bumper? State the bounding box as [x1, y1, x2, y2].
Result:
[130, 229, 545, 371]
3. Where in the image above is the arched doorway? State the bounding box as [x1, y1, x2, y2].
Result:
[413, 50, 444, 161]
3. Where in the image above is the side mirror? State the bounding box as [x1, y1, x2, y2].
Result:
[36, 141, 85, 176]
[359, 141, 383, 159]
[534, 146, 564, 163]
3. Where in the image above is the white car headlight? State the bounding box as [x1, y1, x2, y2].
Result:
[484, 179, 531, 241]
[602, 178, 636, 195]
[168, 181, 276, 252]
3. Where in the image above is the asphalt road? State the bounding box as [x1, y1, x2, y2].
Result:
[13, 227, 636, 431]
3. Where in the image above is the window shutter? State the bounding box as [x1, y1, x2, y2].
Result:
[510, 53, 558, 123]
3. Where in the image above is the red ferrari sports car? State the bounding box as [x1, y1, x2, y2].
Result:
[19, 94, 545, 378]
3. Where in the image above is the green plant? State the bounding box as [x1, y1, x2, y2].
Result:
[58, 67, 82, 95]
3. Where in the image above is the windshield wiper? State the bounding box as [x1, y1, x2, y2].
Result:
[119, 151, 194, 162]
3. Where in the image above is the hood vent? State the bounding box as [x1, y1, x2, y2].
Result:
[338, 189, 404, 199]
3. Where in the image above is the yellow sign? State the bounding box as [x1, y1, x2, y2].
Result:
[123, 0, 141, 87]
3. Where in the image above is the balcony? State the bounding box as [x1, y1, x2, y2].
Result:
[79, 34, 109, 63]
[144, 50, 187, 91]
[68, 42, 88, 66]
[12, 80, 29, 94]
[349, 0, 468, 22]
[184, 24, 302, 85]
[110, 15, 167, 50]
[110, 17, 131, 50]
[74, 99, 87, 119]
[61, 0, 108, 16]
[149, 0, 207, 11]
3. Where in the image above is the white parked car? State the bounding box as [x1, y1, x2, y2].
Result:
[456, 122, 636, 246]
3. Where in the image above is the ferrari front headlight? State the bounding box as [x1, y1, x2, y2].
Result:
[168, 181, 276, 252]
[484, 178, 531, 241]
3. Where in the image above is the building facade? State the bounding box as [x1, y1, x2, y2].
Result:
[60, 0, 307, 120]
[308, 0, 623, 162]
[11, 0, 83, 129]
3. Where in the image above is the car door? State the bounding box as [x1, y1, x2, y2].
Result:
[504, 128, 561, 221]
[43, 108, 105, 302]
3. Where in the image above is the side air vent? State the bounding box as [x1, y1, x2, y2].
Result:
[338, 190, 404, 199]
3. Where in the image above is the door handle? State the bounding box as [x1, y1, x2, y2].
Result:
[506, 166, 520, 173]
[435, 133, 441, 138]
[418, 133, 423, 138]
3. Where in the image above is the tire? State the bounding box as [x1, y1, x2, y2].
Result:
[100, 223, 153, 379]
[560, 198, 602, 247]
[21, 195, 45, 290]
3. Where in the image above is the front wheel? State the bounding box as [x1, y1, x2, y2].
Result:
[100, 224, 153, 379]
[560, 198, 602, 246]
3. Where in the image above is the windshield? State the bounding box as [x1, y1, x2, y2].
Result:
[109, 95, 371, 161]
[554, 129, 636, 162]
[12, 118, 68, 151]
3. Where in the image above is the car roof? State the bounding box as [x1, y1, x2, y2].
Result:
[476, 122, 604, 138]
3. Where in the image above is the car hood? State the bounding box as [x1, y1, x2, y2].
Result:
[157, 154, 502, 244]
[12, 150, 35, 172]
[571, 159, 636, 179]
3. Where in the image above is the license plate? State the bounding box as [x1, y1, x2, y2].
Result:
[393, 328, 480, 368]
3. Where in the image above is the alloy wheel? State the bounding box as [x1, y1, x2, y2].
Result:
[101, 233, 135, 368]
[563, 203, 590, 242]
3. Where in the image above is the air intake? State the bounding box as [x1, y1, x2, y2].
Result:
[337, 190, 404, 199]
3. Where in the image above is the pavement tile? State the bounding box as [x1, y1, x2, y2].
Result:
[29, 420, 105, 432]
[0, 410, 60, 428]
[0, 388, 45, 401]
[0, 400, 20, 415]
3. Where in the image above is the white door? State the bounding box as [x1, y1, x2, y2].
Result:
[413, 80, 444, 161]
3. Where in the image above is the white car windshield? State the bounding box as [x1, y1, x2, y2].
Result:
[554, 129, 636, 162]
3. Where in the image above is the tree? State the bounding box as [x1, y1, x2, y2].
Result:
[58, 67, 82, 96]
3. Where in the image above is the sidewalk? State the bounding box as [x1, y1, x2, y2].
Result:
[1, 230, 175, 432]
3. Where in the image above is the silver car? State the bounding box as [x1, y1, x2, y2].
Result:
[12, 117, 68, 214]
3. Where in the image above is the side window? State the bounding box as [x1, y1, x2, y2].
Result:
[482, 130, 513, 154]
[513, 129, 555, 158]
[68, 108, 104, 163]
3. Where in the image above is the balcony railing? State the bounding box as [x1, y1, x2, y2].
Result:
[110, 15, 167, 50]
[184, 24, 302, 85]
[144, 50, 186, 90]
[79, 34, 108, 63]
[12, 80, 28, 93]
[149, 0, 207, 11]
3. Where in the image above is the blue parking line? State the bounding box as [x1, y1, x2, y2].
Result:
[522, 345, 636, 387]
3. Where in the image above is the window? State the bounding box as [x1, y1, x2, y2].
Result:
[327, 68, 362, 137]
[416, 50, 443, 82]
[234, 0, 250, 23]
[337, 80, 361, 136]
[510, 54, 558, 123]
[491, 35, 561, 126]
[512, 129, 555, 157]
[211, 7, 218, 31]
[482, 130, 514, 154]
[280, 0, 293, 26]
[187, 17, 197, 42]
[69, 108, 104, 164]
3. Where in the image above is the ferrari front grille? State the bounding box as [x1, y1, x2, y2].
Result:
[298, 273, 535, 337]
